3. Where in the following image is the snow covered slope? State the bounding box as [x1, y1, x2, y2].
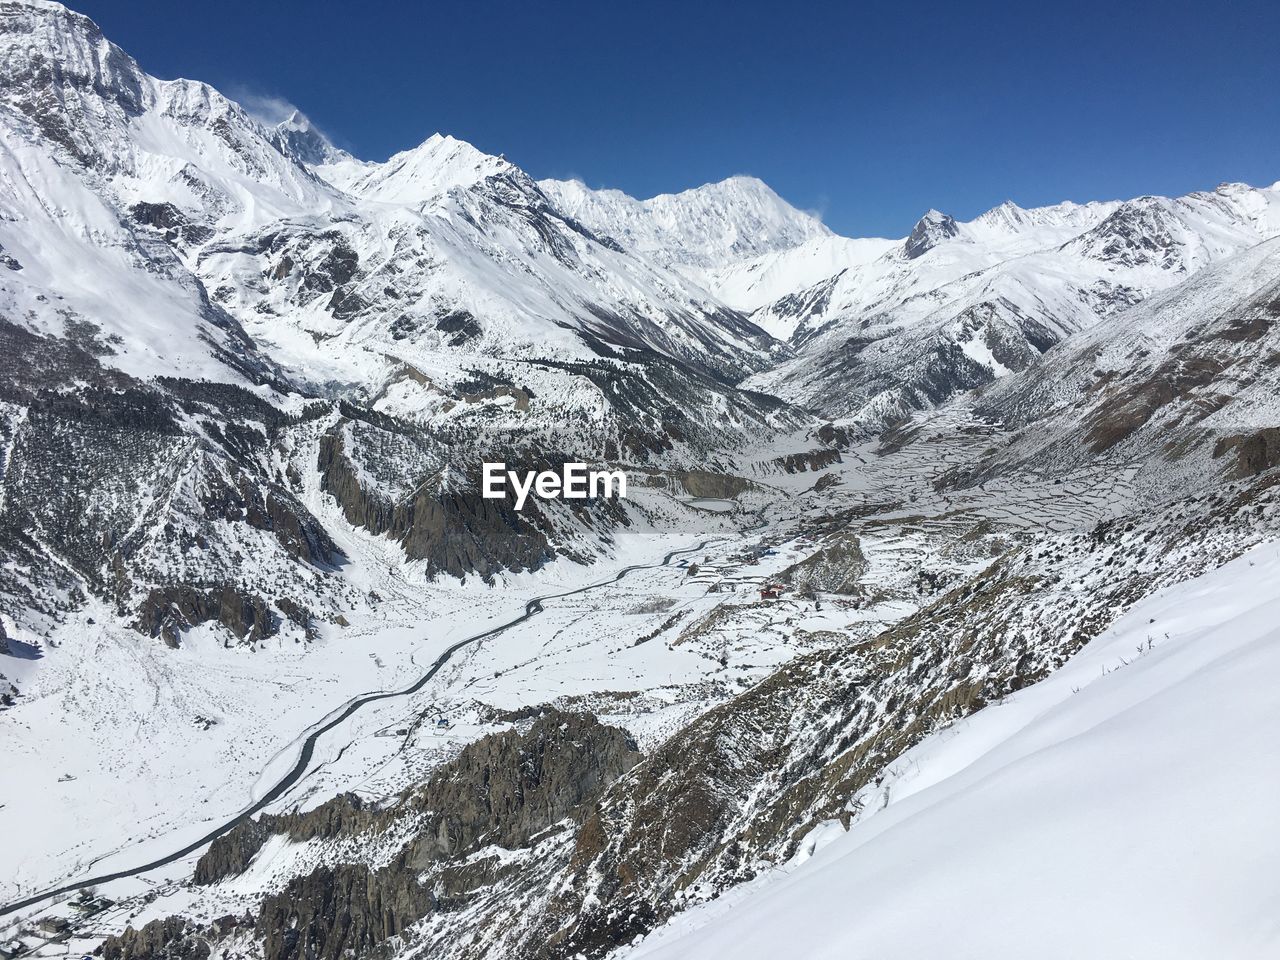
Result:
[0, 0, 330, 380]
[540, 174, 831, 270]
[742, 183, 1280, 429]
[624, 542, 1280, 960]
[949, 235, 1280, 500]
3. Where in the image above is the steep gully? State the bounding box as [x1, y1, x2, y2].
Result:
[0, 530, 742, 919]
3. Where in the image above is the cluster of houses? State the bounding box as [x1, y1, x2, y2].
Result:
[684, 544, 793, 602]
[704, 579, 787, 600]
[0, 892, 113, 959]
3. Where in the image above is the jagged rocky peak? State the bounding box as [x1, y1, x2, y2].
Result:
[271, 109, 349, 166]
[903, 207, 960, 259]
[1, 1, 257, 138]
[0, 0, 330, 215]
[0, 0, 144, 105]
[1070, 195, 1184, 269]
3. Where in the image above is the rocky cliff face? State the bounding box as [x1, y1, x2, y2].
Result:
[121, 711, 643, 960]
[316, 423, 555, 582]
[903, 209, 960, 259]
[255, 865, 434, 960]
[100, 916, 217, 960]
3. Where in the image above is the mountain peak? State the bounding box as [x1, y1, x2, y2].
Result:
[537, 172, 829, 269]
[976, 199, 1028, 228]
[270, 109, 348, 166]
[639, 174, 830, 265]
[904, 208, 960, 259]
[324, 131, 513, 204]
[645, 174, 807, 215]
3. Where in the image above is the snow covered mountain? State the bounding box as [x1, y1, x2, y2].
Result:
[0, 0, 783, 401]
[540, 174, 831, 271]
[738, 184, 1280, 430]
[544, 156, 1280, 438]
[4, 2, 1280, 959]
[0, 0, 813, 713]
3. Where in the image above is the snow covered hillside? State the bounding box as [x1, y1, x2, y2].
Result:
[951, 235, 1280, 499]
[539, 174, 831, 270]
[623, 543, 1280, 960]
[741, 182, 1280, 430]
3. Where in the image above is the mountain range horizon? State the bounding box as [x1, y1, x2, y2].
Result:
[66, 0, 1280, 238]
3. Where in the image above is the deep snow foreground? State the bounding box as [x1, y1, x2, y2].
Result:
[624, 543, 1280, 960]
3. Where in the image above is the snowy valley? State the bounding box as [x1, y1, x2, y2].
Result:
[2, 2, 1280, 959]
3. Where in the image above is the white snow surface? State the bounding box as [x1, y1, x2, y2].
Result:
[319, 133, 514, 205]
[623, 542, 1280, 960]
[539, 174, 831, 270]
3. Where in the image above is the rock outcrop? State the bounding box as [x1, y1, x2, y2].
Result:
[317, 424, 553, 582]
[255, 864, 433, 960]
[777, 532, 867, 595]
[179, 711, 642, 960]
[101, 916, 217, 960]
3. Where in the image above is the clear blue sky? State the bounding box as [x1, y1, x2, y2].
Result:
[74, 0, 1280, 238]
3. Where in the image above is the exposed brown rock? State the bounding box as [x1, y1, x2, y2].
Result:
[401, 710, 640, 868]
[771, 448, 842, 473]
[184, 711, 641, 960]
[1083, 355, 1225, 452]
[134, 584, 276, 647]
[100, 917, 212, 960]
[255, 864, 432, 960]
[673, 469, 752, 499]
[1213, 427, 1280, 478]
[317, 424, 556, 581]
[777, 532, 867, 594]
